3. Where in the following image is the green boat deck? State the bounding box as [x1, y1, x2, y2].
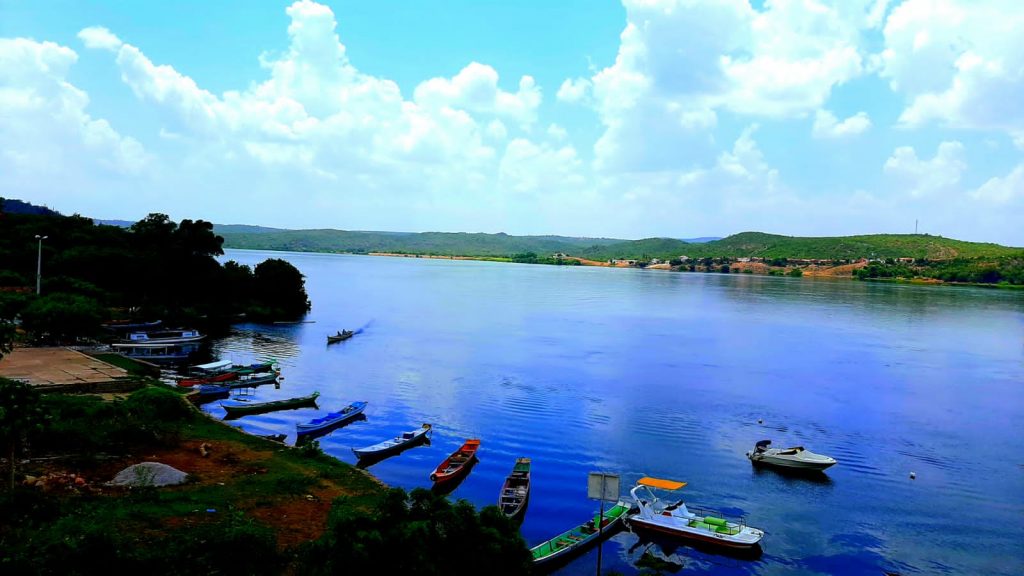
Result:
[530, 503, 629, 561]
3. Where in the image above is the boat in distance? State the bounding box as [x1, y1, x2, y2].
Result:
[221, 391, 319, 417]
[530, 501, 632, 566]
[327, 329, 354, 344]
[499, 457, 531, 520]
[430, 439, 480, 483]
[625, 477, 764, 549]
[296, 401, 368, 435]
[353, 423, 432, 459]
[746, 440, 837, 471]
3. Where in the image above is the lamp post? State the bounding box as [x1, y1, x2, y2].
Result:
[35, 234, 47, 295]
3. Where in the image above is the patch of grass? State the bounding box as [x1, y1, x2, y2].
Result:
[90, 353, 156, 376]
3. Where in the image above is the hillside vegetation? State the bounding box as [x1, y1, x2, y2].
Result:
[217, 227, 625, 256]
[219, 227, 1021, 262]
[581, 232, 1023, 261]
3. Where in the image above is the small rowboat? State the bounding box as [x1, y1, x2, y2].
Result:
[196, 383, 231, 396]
[327, 330, 354, 344]
[296, 401, 368, 435]
[227, 373, 278, 389]
[430, 439, 480, 483]
[231, 362, 277, 376]
[221, 391, 319, 417]
[353, 423, 431, 459]
[178, 371, 238, 387]
[530, 501, 632, 566]
[499, 457, 531, 519]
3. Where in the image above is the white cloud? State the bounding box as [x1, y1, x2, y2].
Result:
[546, 123, 567, 141]
[413, 62, 541, 126]
[881, 0, 1024, 134]
[556, 77, 591, 103]
[812, 109, 871, 138]
[971, 164, 1024, 204]
[562, 0, 881, 172]
[0, 37, 147, 205]
[883, 141, 965, 197]
[77, 26, 122, 52]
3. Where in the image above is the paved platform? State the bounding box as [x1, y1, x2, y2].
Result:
[0, 347, 132, 391]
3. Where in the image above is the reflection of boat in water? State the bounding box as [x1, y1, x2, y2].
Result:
[327, 330, 354, 344]
[353, 423, 431, 460]
[747, 440, 837, 471]
[499, 457, 531, 521]
[625, 477, 764, 550]
[530, 501, 631, 567]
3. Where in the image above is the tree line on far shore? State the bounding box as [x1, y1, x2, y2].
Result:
[0, 206, 311, 344]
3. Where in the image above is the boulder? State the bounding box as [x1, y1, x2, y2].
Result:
[109, 462, 188, 487]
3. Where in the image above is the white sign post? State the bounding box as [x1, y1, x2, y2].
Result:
[587, 473, 620, 576]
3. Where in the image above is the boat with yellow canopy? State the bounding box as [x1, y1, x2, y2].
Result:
[625, 477, 764, 549]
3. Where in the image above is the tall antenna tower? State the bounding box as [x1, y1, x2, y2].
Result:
[915, 219, 918, 235]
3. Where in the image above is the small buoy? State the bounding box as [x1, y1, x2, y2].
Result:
[909, 472, 916, 480]
[757, 418, 763, 424]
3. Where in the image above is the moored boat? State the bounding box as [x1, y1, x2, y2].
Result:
[296, 401, 368, 435]
[221, 391, 319, 417]
[353, 423, 432, 459]
[429, 439, 480, 483]
[227, 372, 278, 389]
[530, 501, 632, 566]
[746, 440, 837, 471]
[121, 329, 205, 344]
[499, 457, 531, 519]
[178, 371, 238, 387]
[625, 477, 764, 549]
[327, 330, 354, 344]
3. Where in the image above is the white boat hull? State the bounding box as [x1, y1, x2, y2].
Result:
[747, 447, 837, 471]
[627, 516, 763, 549]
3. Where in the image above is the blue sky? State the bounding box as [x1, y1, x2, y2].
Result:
[2, 0, 1022, 244]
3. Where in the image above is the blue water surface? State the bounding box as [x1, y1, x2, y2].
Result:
[204, 250, 1024, 576]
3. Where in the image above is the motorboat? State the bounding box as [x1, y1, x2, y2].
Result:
[625, 477, 764, 550]
[746, 440, 837, 471]
[327, 330, 354, 344]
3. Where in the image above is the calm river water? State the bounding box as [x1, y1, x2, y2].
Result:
[207, 249, 1024, 575]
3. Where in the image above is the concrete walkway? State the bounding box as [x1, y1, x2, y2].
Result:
[0, 347, 130, 390]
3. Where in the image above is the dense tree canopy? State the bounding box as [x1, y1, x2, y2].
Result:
[0, 209, 311, 339]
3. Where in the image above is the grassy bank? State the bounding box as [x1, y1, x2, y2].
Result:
[1, 383, 531, 575]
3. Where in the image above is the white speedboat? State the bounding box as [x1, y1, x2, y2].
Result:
[746, 440, 837, 471]
[626, 477, 764, 549]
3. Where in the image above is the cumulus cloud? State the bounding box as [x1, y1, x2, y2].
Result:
[812, 109, 871, 138]
[971, 164, 1024, 204]
[414, 62, 541, 126]
[556, 78, 591, 103]
[884, 141, 966, 197]
[881, 0, 1024, 134]
[0, 37, 147, 207]
[77, 26, 122, 51]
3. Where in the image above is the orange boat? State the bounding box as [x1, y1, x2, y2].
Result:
[430, 439, 480, 483]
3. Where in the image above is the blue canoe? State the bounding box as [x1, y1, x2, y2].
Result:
[296, 401, 368, 435]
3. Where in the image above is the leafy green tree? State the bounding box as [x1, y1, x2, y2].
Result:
[788, 268, 804, 278]
[253, 258, 311, 319]
[20, 293, 105, 342]
[0, 378, 46, 489]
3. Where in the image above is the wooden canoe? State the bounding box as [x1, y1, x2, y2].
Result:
[178, 371, 238, 387]
[327, 330, 354, 344]
[530, 501, 631, 566]
[353, 423, 431, 459]
[296, 401, 368, 435]
[499, 457, 531, 519]
[221, 391, 319, 417]
[430, 439, 480, 483]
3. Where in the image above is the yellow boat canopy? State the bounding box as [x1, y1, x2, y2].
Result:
[637, 477, 687, 490]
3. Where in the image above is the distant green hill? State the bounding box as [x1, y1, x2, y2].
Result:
[218, 226, 1022, 262]
[218, 227, 626, 256]
[582, 232, 1023, 261]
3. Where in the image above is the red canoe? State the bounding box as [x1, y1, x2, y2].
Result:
[430, 439, 480, 483]
[177, 371, 239, 387]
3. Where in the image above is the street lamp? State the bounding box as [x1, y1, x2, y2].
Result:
[35, 235, 48, 295]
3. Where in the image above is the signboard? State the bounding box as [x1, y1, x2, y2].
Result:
[587, 472, 620, 502]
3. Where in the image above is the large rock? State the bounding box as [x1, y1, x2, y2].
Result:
[109, 462, 188, 487]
